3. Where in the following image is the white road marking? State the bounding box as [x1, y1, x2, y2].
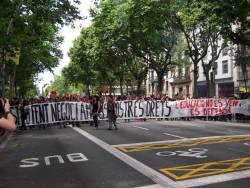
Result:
[163, 133, 186, 139]
[133, 126, 149, 131]
[69, 126, 250, 188]
[69, 125, 177, 188]
[133, 184, 165, 188]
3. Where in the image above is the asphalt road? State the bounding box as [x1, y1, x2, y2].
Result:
[1, 119, 250, 188]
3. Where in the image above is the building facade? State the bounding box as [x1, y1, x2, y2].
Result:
[145, 46, 250, 98]
[196, 44, 250, 98]
[145, 65, 193, 99]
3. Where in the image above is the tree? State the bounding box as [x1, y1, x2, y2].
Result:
[201, 33, 227, 97]
[91, 0, 130, 94]
[127, 57, 148, 95]
[172, 0, 250, 97]
[125, 0, 178, 94]
[0, 0, 81, 97]
[172, 0, 216, 98]
[45, 75, 82, 96]
[68, 27, 97, 95]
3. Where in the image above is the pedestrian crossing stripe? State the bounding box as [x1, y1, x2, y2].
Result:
[159, 157, 250, 180]
[117, 135, 250, 153]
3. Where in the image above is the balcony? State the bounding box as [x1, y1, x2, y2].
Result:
[170, 75, 191, 85]
[148, 76, 159, 83]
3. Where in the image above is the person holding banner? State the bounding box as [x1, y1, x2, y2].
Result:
[107, 95, 117, 130]
[0, 98, 16, 132]
[92, 96, 101, 129]
[20, 100, 29, 131]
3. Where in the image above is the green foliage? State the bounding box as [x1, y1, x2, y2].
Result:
[68, 0, 249, 97]
[0, 0, 81, 97]
[46, 75, 84, 96]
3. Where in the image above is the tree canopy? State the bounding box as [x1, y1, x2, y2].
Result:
[0, 0, 81, 98]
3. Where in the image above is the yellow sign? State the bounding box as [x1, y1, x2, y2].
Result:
[6, 49, 20, 65]
[160, 157, 250, 180]
[239, 87, 249, 93]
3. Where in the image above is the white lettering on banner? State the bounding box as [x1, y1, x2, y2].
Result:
[11, 99, 250, 126]
[19, 158, 39, 168]
[156, 148, 208, 159]
[19, 153, 88, 168]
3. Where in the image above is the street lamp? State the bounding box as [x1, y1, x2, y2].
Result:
[42, 83, 48, 97]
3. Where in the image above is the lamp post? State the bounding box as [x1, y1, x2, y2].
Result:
[42, 83, 48, 97]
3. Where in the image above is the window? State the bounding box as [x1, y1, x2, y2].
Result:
[222, 60, 228, 74]
[222, 47, 228, 56]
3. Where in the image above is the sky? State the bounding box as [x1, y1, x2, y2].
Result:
[36, 0, 93, 93]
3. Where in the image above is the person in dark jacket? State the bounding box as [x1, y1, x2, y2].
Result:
[92, 96, 101, 129]
[107, 95, 117, 130]
[20, 100, 29, 131]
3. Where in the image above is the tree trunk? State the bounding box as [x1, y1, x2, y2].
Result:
[8, 68, 16, 100]
[86, 84, 90, 96]
[193, 63, 199, 99]
[157, 72, 164, 95]
[204, 71, 211, 98]
[119, 78, 123, 96]
[109, 82, 113, 95]
[136, 80, 142, 96]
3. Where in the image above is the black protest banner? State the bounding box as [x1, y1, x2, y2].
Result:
[10, 99, 249, 127]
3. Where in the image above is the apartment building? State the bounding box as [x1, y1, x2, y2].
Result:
[196, 44, 250, 98]
[146, 65, 192, 99]
[145, 45, 250, 98]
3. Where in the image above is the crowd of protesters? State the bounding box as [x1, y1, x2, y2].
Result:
[7, 92, 250, 131]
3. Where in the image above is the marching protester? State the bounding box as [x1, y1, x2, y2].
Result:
[107, 95, 118, 130]
[7, 92, 250, 130]
[0, 98, 16, 132]
[91, 95, 101, 129]
[20, 99, 29, 131]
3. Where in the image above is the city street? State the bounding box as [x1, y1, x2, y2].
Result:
[1, 1, 249, 188]
[1, 120, 250, 188]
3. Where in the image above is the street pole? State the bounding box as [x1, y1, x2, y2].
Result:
[42, 83, 48, 97]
